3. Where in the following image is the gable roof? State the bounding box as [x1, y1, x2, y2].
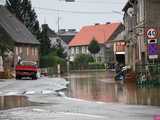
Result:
[0, 6, 39, 45]
[109, 31, 125, 43]
[69, 23, 121, 47]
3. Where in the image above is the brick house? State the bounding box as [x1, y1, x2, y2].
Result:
[0, 6, 40, 69]
[69, 23, 124, 63]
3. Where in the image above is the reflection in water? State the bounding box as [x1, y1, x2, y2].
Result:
[65, 71, 160, 106]
[0, 96, 31, 110]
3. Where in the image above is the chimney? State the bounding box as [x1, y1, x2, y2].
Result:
[68, 29, 76, 32]
[95, 23, 100, 26]
[106, 22, 111, 24]
[58, 29, 66, 33]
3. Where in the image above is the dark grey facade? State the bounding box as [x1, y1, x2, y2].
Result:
[0, 6, 40, 69]
[123, 0, 160, 71]
[58, 29, 77, 44]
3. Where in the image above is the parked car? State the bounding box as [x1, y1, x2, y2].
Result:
[15, 61, 38, 80]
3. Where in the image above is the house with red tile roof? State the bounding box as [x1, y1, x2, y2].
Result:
[69, 22, 124, 63]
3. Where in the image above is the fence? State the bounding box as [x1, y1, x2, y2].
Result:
[136, 63, 160, 80]
[70, 63, 106, 71]
[136, 64, 160, 74]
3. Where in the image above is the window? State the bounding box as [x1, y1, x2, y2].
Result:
[86, 46, 89, 53]
[82, 46, 85, 53]
[16, 47, 18, 55]
[32, 48, 34, 56]
[19, 47, 22, 54]
[71, 47, 74, 54]
[76, 47, 79, 54]
[27, 47, 29, 56]
[34, 48, 38, 56]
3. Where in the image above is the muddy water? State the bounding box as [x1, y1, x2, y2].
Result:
[65, 71, 160, 106]
[0, 96, 32, 110]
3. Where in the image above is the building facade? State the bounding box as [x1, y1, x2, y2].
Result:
[58, 29, 77, 44]
[69, 23, 123, 63]
[0, 6, 40, 70]
[123, 0, 160, 71]
[112, 31, 125, 65]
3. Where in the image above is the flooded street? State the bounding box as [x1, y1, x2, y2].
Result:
[0, 96, 32, 110]
[65, 71, 160, 106]
[0, 77, 160, 120]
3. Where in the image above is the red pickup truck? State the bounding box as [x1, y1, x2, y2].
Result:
[15, 61, 38, 80]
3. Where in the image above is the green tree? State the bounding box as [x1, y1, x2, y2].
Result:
[88, 38, 100, 55]
[6, 0, 40, 39]
[74, 54, 93, 69]
[39, 25, 51, 56]
[6, 0, 22, 19]
[0, 32, 14, 70]
[56, 42, 67, 59]
[39, 51, 65, 68]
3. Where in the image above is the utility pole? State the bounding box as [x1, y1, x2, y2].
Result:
[58, 0, 75, 74]
[57, 16, 60, 33]
[57, 0, 75, 32]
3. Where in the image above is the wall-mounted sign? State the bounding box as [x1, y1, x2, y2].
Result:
[149, 55, 158, 59]
[148, 39, 157, 44]
[145, 28, 158, 39]
[147, 43, 158, 59]
[148, 43, 158, 55]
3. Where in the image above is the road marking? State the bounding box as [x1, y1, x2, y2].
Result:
[57, 112, 107, 119]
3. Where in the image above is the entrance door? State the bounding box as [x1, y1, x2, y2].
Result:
[116, 54, 125, 65]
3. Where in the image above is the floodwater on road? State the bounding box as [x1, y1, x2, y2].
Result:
[65, 71, 160, 106]
[0, 96, 36, 110]
[0, 95, 40, 110]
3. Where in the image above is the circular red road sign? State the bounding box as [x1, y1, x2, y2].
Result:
[146, 28, 158, 39]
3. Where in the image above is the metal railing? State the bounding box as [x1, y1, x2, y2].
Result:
[136, 63, 160, 74]
[136, 63, 160, 81]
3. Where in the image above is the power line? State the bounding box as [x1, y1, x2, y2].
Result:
[32, 0, 125, 5]
[34, 7, 122, 15]
[60, 0, 125, 5]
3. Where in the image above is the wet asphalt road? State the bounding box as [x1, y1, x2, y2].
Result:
[0, 75, 160, 120]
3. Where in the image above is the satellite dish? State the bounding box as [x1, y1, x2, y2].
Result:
[127, 7, 134, 17]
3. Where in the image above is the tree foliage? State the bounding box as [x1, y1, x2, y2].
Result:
[0, 29, 14, 56]
[39, 51, 65, 68]
[88, 38, 100, 55]
[39, 25, 67, 68]
[56, 43, 67, 59]
[6, 0, 40, 39]
[39, 25, 51, 56]
[74, 54, 93, 69]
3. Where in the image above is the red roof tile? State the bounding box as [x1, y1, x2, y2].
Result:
[69, 23, 121, 47]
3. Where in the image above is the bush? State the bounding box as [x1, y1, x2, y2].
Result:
[40, 51, 65, 68]
[73, 54, 94, 69]
[88, 63, 105, 69]
[71, 54, 105, 70]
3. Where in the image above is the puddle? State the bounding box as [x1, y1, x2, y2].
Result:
[65, 71, 160, 106]
[0, 95, 37, 110]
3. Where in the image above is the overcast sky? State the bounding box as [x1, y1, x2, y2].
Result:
[31, 0, 128, 31]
